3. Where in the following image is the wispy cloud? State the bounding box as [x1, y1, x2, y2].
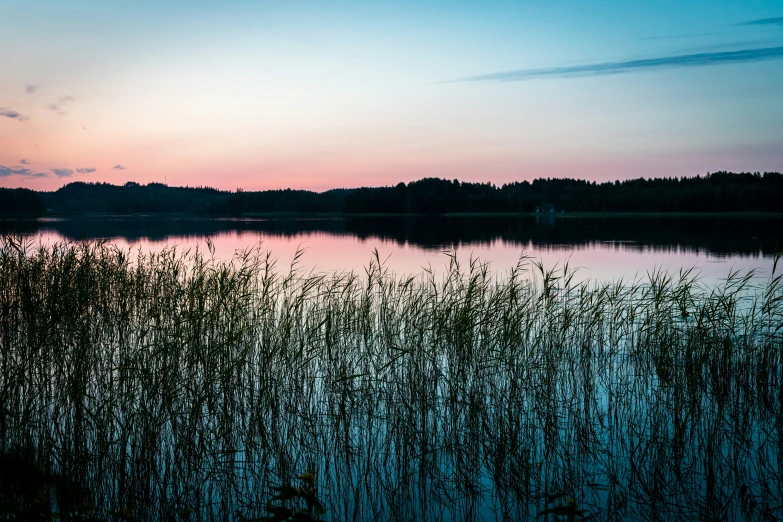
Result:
[51, 168, 74, 177]
[76, 167, 96, 174]
[25, 84, 39, 94]
[639, 33, 715, 41]
[47, 96, 75, 115]
[449, 46, 783, 83]
[0, 108, 29, 121]
[112, 164, 126, 170]
[0, 165, 48, 178]
[737, 17, 783, 26]
[20, 159, 30, 165]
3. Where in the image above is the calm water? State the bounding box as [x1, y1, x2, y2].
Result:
[1, 214, 782, 521]
[1, 214, 781, 282]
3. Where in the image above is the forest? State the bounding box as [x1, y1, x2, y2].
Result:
[1, 171, 781, 215]
[0, 188, 47, 214]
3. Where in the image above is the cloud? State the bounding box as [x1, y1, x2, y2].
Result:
[51, 168, 74, 177]
[639, 33, 716, 41]
[47, 96, 75, 115]
[449, 46, 783, 83]
[112, 164, 126, 170]
[76, 167, 96, 174]
[25, 84, 39, 94]
[0, 108, 29, 121]
[47, 105, 68, 115]
[737, 17, 783, 26]
[0, 165, 48, 178]
[20, 159, 29, 165]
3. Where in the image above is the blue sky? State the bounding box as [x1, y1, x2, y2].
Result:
[1, 0, 782, 190]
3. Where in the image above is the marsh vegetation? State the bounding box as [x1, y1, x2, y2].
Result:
[0, 237, 781, 520]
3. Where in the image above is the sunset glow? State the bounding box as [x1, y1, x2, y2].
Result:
[2, 1, 782, 191]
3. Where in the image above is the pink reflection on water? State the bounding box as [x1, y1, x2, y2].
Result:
[25, 228, 775, 286]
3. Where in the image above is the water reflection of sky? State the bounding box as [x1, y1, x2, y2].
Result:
[2, 220, 781, 521]
[17, 228, 776, 287]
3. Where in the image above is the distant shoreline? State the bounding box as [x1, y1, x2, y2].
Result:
[3, 210, 783, 219]
[3, 172, 782, 215]
[3, 210, 783, 220]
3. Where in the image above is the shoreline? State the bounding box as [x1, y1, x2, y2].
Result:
[2, 210, 783, 220]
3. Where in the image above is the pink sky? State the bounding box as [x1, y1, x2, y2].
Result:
[2, 1, 781, 192]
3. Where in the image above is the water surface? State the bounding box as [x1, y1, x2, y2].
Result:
[1, 214, 780, 282]
[0, 223, 782, 521]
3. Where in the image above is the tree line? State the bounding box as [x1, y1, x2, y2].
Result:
[1, 171, 781, 215]
[0, 188, 47, 214]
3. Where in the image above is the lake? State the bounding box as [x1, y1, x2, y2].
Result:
[1, 214, 781, 282]
[0, 214, 781, 521]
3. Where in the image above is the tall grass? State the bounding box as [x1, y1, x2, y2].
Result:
[0, 236, 781, 521]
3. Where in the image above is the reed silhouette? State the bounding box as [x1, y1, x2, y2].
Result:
[0, 237, 781, 520]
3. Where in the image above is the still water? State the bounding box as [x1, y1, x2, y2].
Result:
[1, 214, 780, 282]
[1, 214, 782, 521]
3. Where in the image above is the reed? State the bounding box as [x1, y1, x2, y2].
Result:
[0, 236, 781, 521]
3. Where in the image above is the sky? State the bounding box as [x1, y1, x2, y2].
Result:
[1, 0, 782, 192]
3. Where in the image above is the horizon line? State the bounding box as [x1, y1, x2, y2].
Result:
[4, 170, 781, 194]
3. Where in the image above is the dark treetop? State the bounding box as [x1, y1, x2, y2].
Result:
[1, 171, 781, 215]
